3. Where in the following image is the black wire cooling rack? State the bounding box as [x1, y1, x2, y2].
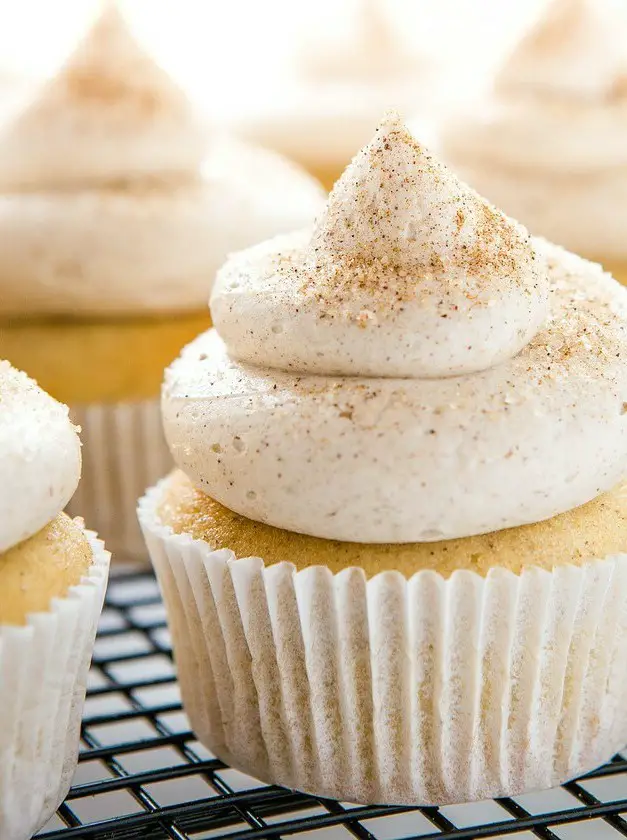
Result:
[36, 566, 627, 840]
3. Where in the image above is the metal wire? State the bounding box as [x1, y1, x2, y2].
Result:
[36, 568, 627, 840]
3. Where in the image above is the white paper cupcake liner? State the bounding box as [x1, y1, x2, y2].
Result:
[0, 528, 110, 840]
[67, 399, 172, 561]
[139, 481, 627, 806]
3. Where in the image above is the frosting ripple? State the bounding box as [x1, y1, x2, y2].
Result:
[0, 362, 81, 552]
[163, 115, 627, 543]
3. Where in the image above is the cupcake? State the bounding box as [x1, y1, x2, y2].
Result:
[0, 361, 110, 840]
[440, 0, 627, 283]
[225, 0, 438, 191]
[0, 2, 325, 559]
[139, 114, 627, 805]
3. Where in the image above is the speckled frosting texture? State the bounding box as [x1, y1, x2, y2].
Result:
[440, 0, 627, 258]
[162, 115, 627, 544]
[0, 361, 81, 552]
[0, 2, 324, 316]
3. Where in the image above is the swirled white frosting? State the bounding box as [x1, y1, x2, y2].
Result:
[0, 2, 325, 316]
[163, 115, 627, 544]
[0, 361, 81, 552]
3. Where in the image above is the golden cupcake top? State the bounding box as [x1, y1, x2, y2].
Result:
[0, 512, 93, 626]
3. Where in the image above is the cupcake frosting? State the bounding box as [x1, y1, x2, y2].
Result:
[163, 116, 627, 543]
[0, 361, 81, 552]
[0, 2, 206, 189]
[0, 2, 324, 317]
[214, 115, 548, 378]
[442, 0, 627, 174]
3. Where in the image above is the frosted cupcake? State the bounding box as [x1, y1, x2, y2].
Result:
[440, 0, 627, 282]
[139, 115, 627, 805]
[0, 362, 110, 840]
[0, 2, 324, 559]
[226, 0, 437, 190]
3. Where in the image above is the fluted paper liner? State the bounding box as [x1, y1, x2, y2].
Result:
[0, 529, 110, 840]
[139, 482, 627, 805]
[68, 399, 172, 561]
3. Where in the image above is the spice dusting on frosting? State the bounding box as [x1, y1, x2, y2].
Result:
[212, 114, 549, 378]
[303, 113, 538, 314]
[440, 0, 627, 258]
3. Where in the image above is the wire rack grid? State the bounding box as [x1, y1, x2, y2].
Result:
[34, 566, 627, 840]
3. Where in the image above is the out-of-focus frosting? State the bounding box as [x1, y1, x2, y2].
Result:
[0, 361, 81, 552]
[440, 0, 627, 257]
[162, 116, 627, 544]
[0, 2, 207, 189]
[227, 1, 437, 173]
[0, 140, 325, 316]
[0, 2, 325, 316]
[299, 0, 422, 85]
[443, 0, 627, 174]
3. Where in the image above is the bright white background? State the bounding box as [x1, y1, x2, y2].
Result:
[0, 0, 550, 113]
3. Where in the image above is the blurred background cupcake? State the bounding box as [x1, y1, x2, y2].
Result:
[219, 0, 442, 191]
[0, 361, 110, 840]
[440, 0, 627, 282]
[0, 0, 324, 560]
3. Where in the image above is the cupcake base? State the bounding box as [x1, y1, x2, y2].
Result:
[139, 479, 627, 805]
[0, 527, 110, 840]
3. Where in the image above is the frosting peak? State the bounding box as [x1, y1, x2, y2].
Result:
[312, 113, 535, 276]
[213, 115, 548, 378]
[497, 0, 627, 102]
[0, 1, 206, 189]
